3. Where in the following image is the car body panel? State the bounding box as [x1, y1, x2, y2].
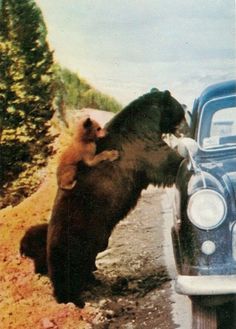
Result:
[172, 80, 236, 295]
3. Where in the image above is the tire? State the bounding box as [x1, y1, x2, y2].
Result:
[171, 227, 182, 273]
[191, 298, 217, 329]
[217, 300, 236, 329]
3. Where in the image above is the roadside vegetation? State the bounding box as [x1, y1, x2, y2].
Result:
[0, 0, 121, 209]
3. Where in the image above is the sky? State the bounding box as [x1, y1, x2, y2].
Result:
[36, 0, 236, 108]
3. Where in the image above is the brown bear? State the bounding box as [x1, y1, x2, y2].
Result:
[20, 88, 185, 307]
[57, 116, 119, 189]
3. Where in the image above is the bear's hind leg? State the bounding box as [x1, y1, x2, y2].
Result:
[48, 239, 90, 308]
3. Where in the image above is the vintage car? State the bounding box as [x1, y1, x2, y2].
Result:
[171, 80, 236, 327]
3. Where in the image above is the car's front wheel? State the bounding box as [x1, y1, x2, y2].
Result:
[191, 295, 236, 329]
[191, 298, 217, 329]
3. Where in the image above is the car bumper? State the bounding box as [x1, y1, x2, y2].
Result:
[175, 274, 236, 295]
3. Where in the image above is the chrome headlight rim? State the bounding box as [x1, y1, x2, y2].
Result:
[187, 189, 227, 230]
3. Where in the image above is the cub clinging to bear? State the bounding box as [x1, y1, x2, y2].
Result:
[57, 116, 119, 189]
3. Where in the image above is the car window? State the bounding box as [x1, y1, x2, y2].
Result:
[203, 107, 236, 149]
[198, 95, 236, 150]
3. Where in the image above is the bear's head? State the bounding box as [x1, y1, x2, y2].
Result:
[157, 90, 186, 135]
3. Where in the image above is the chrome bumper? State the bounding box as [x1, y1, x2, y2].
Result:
[175, 274, 236, 295]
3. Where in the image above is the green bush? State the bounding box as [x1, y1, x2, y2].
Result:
[54, 65, 122, 114]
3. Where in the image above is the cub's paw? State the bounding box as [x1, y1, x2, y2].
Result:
[59, 180, 77, 190]
[107, 150, 119, 161]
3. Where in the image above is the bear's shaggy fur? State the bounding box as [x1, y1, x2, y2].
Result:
[20, 89, 185, 307]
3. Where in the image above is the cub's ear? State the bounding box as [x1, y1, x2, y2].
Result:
[83, 117, 92, 129]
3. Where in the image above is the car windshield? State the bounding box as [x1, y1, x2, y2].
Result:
[199, 96, 236, 150]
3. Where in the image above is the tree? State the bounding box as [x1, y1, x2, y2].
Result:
[0, 0, 55, 204]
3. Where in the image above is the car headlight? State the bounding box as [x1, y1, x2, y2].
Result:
[187, 189, 227, 230]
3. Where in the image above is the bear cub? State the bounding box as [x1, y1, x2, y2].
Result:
[20, 223, 48, 275]
[57, 116, 119, 190]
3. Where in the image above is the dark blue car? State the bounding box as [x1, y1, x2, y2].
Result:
[171, 80, 236, 327]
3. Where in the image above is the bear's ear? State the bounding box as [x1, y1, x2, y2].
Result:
[162, 90, 171, 103]
[83, 117, 92, 129]
[163, 90, 171, 97]
[150, 87, 159, 93]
